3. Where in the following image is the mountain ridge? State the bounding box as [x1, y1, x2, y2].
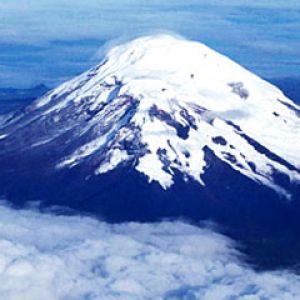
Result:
[1, 34, 299, 198]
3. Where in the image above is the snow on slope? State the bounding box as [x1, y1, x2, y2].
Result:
[1, 35, 299, 196]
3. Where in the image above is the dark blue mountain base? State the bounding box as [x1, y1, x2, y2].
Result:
[0, 145, 299, 272]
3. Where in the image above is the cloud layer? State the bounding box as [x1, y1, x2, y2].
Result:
[0, 203, 299, 300]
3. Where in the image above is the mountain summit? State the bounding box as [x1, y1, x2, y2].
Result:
[1, 35, 299, 200]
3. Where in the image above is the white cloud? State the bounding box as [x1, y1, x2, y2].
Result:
[0, 0, 299, 87]
[0, 203, 299, 300]
[0, 0, 298, 44]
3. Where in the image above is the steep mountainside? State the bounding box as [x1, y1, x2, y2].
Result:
[0, 35, 299, 199]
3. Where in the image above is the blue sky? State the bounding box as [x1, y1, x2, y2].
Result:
[0, 0, 299, 88]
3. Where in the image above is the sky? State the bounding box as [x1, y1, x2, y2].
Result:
[0, 1, 299, 88]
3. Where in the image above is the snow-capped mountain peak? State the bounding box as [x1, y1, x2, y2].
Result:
[1, 34, 299, 197]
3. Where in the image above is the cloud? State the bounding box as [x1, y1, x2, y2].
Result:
[243, 40, 300, 55]
[0, 203, 299, 300]
[0, 0, 300, 87]
[0, 0, 299, 44]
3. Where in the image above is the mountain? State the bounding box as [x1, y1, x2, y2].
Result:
[0, 35, 300, 267]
